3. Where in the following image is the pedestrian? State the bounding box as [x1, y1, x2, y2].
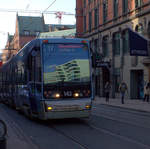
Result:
[104, 81, 111, 102]
[144, 85, 149, 102]
[144, 83, 150, 102]
[119, 81, 128, 104]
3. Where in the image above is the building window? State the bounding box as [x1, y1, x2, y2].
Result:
[122, 0, 128, 14]
[113, 0, 118, 18]
[113, 32, 120, 55]
[135, 0, 142, 8]
[84, 16, 86, 32]
[94, 8, 99, 28]
[94, 39, 98, 53]
[84, 0, 86, 7]
[89, 11, 92, 32]
[122, 30, 129, 54]
[102, 36, 109, 57]
[135, 24, 143, 34]
[24, 30, 30, 35]
[103, 0, 108, 23]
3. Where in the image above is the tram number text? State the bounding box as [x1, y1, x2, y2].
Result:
[63, 91, 72, 97]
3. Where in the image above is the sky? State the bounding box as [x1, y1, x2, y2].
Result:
[0, 0, 76, 52]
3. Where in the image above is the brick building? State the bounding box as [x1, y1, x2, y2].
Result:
[1, 14, 76, 64]
[2, 14, 49, 63]
[76, 0, 150, 99]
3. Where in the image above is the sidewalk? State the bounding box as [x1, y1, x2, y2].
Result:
[93, 96, 150, 113]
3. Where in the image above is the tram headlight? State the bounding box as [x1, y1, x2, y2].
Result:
[54, 93, 60, 98]
[73, 93, 79, 98]
[47, 106, 53, 111]
[85, 105, 91, 109]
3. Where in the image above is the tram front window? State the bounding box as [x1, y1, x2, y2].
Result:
[42, 43, 91, 99]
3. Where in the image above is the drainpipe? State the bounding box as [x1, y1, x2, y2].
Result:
[111, 36, 115, 98]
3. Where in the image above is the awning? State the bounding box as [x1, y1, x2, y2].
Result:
[128, 28, 149, 56]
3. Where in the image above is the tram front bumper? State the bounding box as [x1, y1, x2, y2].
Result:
[40, 98, 92, 120]
[44, 109, 91, 119]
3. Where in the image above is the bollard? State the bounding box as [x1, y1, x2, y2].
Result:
[0, 120, 7, 149]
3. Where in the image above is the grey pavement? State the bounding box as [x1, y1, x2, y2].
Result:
[93, 96, 150, 113]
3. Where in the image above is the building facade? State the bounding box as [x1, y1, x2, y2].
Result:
[2, 14, 49, 63]
[2, 15, 76, 64]
[76, 0, 150, 99]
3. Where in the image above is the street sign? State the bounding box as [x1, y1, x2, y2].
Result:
[95, 61, 110, 68]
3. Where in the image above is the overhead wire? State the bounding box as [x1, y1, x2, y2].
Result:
[0, 8, 75, 15]
[42, 0, 57, 13]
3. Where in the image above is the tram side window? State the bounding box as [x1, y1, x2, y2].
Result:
[17, 68, 22, 83]
[0, 72, 2, 92]
[28, 47, 41, 82]
[28, 47, 41, 92]
[35, 50, 41, 82]
[21, 64, 26, 83]
[15, 66, 18, 83]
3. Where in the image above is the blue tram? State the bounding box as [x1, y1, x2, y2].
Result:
[0, 38, 94, 120]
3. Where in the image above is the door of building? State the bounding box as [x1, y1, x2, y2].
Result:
[130, 70, 144, 99]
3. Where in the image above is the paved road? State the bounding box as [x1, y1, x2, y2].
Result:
[92, 104, 150, 148]
[1, 102, 150, 149]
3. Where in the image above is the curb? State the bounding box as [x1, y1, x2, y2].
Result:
[95, 102, 150, 116]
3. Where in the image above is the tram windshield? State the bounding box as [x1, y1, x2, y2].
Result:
[42, 43, 91, 86]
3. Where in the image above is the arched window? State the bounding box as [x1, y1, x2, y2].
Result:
[102, 36, 109, 57]
[122, 0, 128, 14]
[122, 30, 129, 54]
[135, 0, 142, 8]
[103, 0, 108, 23]
[113, 32, 120, 55]
[135, 24, 143, 34]
[113, 0, 118, 18]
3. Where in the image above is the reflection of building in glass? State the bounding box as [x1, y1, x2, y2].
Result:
[44, 71, 57, 83]
[44, 59, 90, 84]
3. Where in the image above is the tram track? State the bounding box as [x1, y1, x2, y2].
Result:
[1, 103, 150, 149]
[46, 118, 150, 149]
[93, 104, 150, 118]
[93, 111, 150, 129]
[48, 124, 90, 149]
